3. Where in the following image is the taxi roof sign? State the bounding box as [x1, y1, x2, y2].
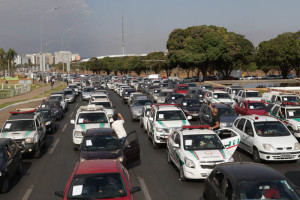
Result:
[78, 105, 105, 111]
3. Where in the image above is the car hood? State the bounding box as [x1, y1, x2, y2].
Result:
[188, 149, 229, 162]
[80, 149, 122, 160]
[66, 95, 73, 98]
[155, 120, 190, 129]
[256, 135, 297, 148]
[131, 106, 143, 112]
[220, 115, 237, 123]
[245, 97, 262, 101]
[75, 123, 110, 131]
[0, 130, 36, 140]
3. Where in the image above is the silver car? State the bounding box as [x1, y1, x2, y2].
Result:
[157, 89, 174, 103]
[81, 86, 95, 101]
[130, 98, 153, 121]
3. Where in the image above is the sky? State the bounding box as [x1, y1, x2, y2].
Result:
[0, 0, 300, 58]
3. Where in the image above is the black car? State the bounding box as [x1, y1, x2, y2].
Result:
[79, 128, 140, 166]
[0, 138, 22, 193]
[199, 103, 237, 128]
[179, 98, 200, 119]
[40, 100, 64, 120]
[122, 88, 136, 104]
[192, 90, 206, 103]
[202, 162, 300, 200]
[186, 88, 199, 98]
[165, 93, 184, 104]
[38, 108, 56, 134]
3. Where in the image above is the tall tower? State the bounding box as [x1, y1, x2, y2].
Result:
[122, 8, 125, 55]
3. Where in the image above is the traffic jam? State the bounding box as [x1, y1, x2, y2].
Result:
[1, 74, 300, 200]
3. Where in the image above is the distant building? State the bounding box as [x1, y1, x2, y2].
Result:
[54, 51, 72, 64]
[15, 55, 22, 65]
[72, 53, 80, 61]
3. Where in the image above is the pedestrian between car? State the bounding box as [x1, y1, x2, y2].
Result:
[209, 108, 220, 130]
[112, 113, 127, 143]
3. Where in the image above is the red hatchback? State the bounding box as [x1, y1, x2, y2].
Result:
[175, 84, 189, 95]
[55, 160, 140, 200]
[234, 101, 267, 116]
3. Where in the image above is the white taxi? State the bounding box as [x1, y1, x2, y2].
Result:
[167, 125, 240, 180]
[204, 90, 235, 106]
[232, 115, 300, 162]
[70, 105, 112, 150]
[147, 104, 192, 148]
[140, 105, 152, 133]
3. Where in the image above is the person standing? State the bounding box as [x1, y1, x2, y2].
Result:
[209, 108, 220, 130]
[111, 113, 127, 143]
[51, 78, 54, 90]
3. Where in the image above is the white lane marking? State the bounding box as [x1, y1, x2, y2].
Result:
[137, 177, 152, 200]
[76, 103, 79, 107]
[62, 123, 68, 132]
[49, 138, 60, 154]
[70, 111, 74, 117]
[21, 185, 34, 200]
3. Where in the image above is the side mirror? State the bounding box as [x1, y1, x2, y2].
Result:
[70, 119, 75, 124]
[54, 191, 64, 198]
[187, 116, 192, 120]
[172, 143, 180, 148]
[130, 186, 141, 194]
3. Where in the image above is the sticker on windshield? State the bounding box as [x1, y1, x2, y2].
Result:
[185, 140, 192, 145]
[78, 118, 84, 123]
[214, 95, 218, 98]
[172, 97, 175, 99]
[72, 185, 83, 196]
[159, 114, 164, 119]
[183, 102, 187, 106]
[42, 105, 45, 107]
[289, 111, 294, 116]
[199, 95, 202, 97]
[5, 123, 11, 129]
[284, 98, 288, 101]
[249, 106, 254, 109]
[86, 140, 92, 146]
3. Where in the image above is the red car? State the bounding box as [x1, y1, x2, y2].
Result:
[55, 160, 140, 200]
[174, 84, 188, 95]
[234, 101, 267, 115]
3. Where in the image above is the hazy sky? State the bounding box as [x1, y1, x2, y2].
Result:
[0, 0, 300, 58]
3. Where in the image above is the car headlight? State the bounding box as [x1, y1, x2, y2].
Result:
[184, 157, 195, 168]
[54, 110, 59, 113]
[262, 144, 276, 151]
[45, 121, 51, 125]
[297, 126, 300, 131]
[25, 137, 34, 143]
[74, 131, 82, 137]
[220, 122, 227, 127]
[156, 127, 163, 132]
[117, 156, 124, 162]
[294, 142, 300, 150]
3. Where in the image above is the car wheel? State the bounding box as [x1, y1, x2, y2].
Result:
[253, 148, 261, 163]
[152, 136, 159, 149]
[1, 174, 9, 193]
[167, 149, 172, 164]
[180, 166, 186, 181]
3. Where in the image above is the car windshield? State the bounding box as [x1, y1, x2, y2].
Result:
[65, 91, 73, 95]
[246, 92, 261, 97]
[218, 107, 237, 116]
[133, 100, 152, 106]
[248, 103, 266, 110]
[170, 94, 184, 100]
[3, 120, 36, 131]
[286, 109, 300, 119]
[159, 92, 172, 97]
[41, 101, 60, 108]
[254, 121, 290, 137]
[156, 110, 186, 121]
[82, 135, 120, 151]
[48, 96, 62, 101]
[178, 86, 188, 90]
[182, 100, 200, 107]
[67, 173, 127, 199]
[40, 110, 51, 118]
[214, 93, 230, 99]
[183, 134, 224, 150]
[282, 96, 300, 102]
[91, 102, 112, 109]
[84, 88, 94, 92]
[238, 180, 300, 200]
[77, 113, 108, 124]
[188, 83, 197, 87]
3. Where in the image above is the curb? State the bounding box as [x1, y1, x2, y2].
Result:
[0, 97, 46, 112]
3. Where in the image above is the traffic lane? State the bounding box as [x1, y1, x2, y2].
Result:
[0, 100, 81, 200]
[110, 91, 204, 200]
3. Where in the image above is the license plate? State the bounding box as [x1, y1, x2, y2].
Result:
[280, 154, 291, 158]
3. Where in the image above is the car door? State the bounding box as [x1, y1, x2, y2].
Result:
[123, 131, 140, 164]
[170, 132, 181, 168]
[242, 120, 255, 153]
[6, 141, 17, 176]
[167, 131, 178, 166]
[218, 128, 240, 156]
[233, 118, 247, 150]
[221, 178, 235, 200]
[205, 170, 225, 200]
[7, 140, 20, 175]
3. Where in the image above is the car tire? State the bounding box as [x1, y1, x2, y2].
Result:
[147, 127, 151, 139]
[253, 148, 261, 163]
[73, 145, 78, 151]
[1, 174, 9, 193]
[180, 166, 186, 181]
[167, 149, 172, 164]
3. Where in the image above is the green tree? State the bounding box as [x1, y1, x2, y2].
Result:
[145, 52, 167, 74]
[6, 48, 17, 77]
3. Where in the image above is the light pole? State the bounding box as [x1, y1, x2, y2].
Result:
[61, 27, 73, 86]
[40, 6, 60, 96]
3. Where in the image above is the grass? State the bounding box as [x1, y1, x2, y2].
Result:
[30, 83, 50, 91]
[0, 83, 65, 109]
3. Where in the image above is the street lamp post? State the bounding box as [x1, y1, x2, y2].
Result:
[61, 27, 73, 86]
[40, 6, 60, 96]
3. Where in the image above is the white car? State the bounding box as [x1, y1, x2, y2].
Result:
[90, 93, 110, 101]
[232, 115, 300, 162]
[48, 93, 67, 112]
[167, 125, 239, 180]
[236, 90, 262, 102]
[89, 98, 115, 118]
[204, 90, 235, 106]
[70, 105, 111, 149]
[140, 105, 152, 133]
[147, 104, 192, 148]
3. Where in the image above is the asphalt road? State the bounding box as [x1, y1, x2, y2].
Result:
[1, 89, 300, 200]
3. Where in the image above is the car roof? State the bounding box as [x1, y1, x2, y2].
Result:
[242, 100, 264, 104]
[217, 162, 285, 182]
[244, 90, 259, 93]
[212, 103, 231, 108]
[212, 90, 228, 94]
[85, 128, 115, 136]
[181, 129, 215, 136]
[76, 160, 120, 174]
[8, 112, 37, 120]
[239, 115, 277, 122]
[91, 99, 110, 103]
[161, 89, 174, 92]
[155, 106, 181, 111]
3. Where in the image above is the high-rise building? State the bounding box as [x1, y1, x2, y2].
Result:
[54, 51, 72, 64]
[15, 55, 22, 65]
[72, 54, 81, 61]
